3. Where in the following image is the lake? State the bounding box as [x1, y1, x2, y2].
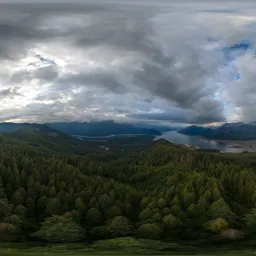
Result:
[156, 131, 255, 153]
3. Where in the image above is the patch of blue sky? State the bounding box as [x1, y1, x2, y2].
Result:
[222, 40, 252, 62]
[214, 40, 253, 81]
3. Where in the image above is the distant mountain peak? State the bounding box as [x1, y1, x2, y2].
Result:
[179, 122, 256, 140]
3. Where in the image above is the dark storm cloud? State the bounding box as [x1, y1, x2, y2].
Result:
[67, 7, 218, 108]
[0, 2, 107, 59]
[1, 1, 255, 124]
[188, 98, 226, 124]
[128, 98, 225, 124]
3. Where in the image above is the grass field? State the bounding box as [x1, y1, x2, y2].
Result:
[1, 243, 256, 256]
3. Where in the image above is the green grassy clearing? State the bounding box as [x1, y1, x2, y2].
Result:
[0, 248, 255, 256]
[0, 242, 256, 256]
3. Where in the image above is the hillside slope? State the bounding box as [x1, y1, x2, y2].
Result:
[0, 128, 155, 155]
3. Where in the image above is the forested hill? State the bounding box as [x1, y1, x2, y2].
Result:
[0, 128, 155, 156]
[0, 133, 256, 245]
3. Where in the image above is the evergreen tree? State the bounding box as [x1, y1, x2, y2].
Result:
[32, 215, 86, 242]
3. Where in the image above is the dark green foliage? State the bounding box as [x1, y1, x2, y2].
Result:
[0, 222, 20, 241]
[0, 199, 21, 241]
[105, 216, 133, 237]
[90, 225, 108, 239]
[0, 136, 255, 243]
[0, 199, 11, 220]
[162, 214, 181, 228]
[86, 208, 101, 225]
[105, 206, 122, 219]
[32, 215, 85, 242]
[90, 237, 175, 251]
[245, 209, 256, 234]
[208, 199, 235, 221]
[137, 223, 163, 239]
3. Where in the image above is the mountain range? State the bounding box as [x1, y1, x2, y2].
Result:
[47, 121, 164, 136]
[0, 121, 162, 137]
[179, 122, 256, 140]
[0, 121, 255, 141]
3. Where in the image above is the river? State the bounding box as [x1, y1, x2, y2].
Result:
[156, 131, 255, 153]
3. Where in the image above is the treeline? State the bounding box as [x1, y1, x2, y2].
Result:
[0, 142, 256, 243]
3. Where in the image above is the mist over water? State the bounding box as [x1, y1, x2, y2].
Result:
[157, 131, 255, 153]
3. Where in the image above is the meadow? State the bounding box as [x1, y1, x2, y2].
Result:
[1, 239, 256, 256]
[0, 244, 255, 256]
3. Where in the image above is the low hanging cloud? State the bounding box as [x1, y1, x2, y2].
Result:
[0, 1, 255, 124]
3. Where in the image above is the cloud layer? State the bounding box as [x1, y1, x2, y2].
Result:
[0, 1, 256, 124]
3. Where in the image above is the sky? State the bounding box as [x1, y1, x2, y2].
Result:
[0, 0, 256, 125]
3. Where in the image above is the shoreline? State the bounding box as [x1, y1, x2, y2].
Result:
[199, 137, 256, 150]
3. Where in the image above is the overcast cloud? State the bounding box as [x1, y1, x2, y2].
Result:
[0, 0, 255, 125]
